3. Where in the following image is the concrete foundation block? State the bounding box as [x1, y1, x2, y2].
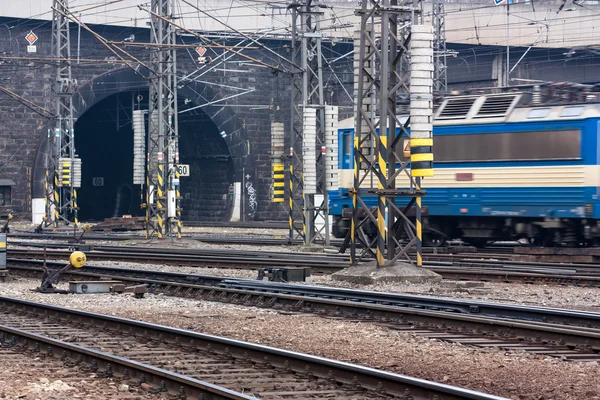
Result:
[331, 261, 442, 285]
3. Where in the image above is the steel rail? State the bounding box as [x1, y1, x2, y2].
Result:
[8, 232, 318, 246]
[9, 245, 600, 286]
[0, 297, 506, 400]
[7, 259, 600, 349]
[7, 248, 348, 274]
[15, 240, 600, 273]
[0, 324, 255, 399]
[219, 279, 600, 328]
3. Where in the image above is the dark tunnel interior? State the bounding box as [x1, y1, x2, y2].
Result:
[74, 91, 234, 222]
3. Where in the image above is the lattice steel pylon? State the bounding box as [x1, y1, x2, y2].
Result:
[287, 0, 330, 246]
[146, 0, 181, 239]
[348, 0, 433, 268]
[46, 0, 80, 228]
[432, 0, 447, 92]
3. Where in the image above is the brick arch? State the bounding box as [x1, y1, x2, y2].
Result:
[32, 67, 249, 202]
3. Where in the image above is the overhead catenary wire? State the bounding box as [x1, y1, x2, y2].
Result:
[180, 0, 301, 71]
[53, 1, 152, 78]
[0, 84, 55, 119]
[141, 4, 287, 73]
[509, 0, 568, 73]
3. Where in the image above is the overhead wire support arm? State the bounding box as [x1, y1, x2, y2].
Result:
[140, 6, 287, 74]
[107, 41, 259, 50]
[179, 0, 301, 73]
[0, 85, 55, 119]
[53, 1, 153, 78]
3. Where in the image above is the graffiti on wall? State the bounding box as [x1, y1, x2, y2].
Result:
[245, 181, 257, 219]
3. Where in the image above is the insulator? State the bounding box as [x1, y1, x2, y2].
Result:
[410, 25, 435, 178]
[58, 157, 81, 188]
[302, 107, 317, 195]
[324, 106, 339, 190]
[132, 110, 146, 185]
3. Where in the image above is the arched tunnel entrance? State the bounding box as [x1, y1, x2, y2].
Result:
[74, 91, 234, 222]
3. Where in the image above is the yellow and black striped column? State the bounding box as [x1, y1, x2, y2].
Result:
[350, 136, 359, 265]
[410, 138, 434, 177]
[53, 170, 59, 227]
[410, 138, 433, 267]
[175, 165, 182, 239]
[302, 188, 307, 246]
[44, 169, 50, 227]
[73, 188, 78, 228]
[273, 163, 284, 203]
[157, 153, 164, 239]
[415, 178, 423, 267]
[288, 164, 294, 243]
[376, 135, 387, 268]
[145, 153, 150, 239]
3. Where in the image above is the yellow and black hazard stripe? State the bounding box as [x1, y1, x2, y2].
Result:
[175, 165, 182, 239]
[272, 163, 284, 203]
[288, 164, 294, 243]
[60, 160, 71, 186]
[73, 188, 79, 227]
[410, 138, 434, 177]
[376, 135, 387, 267]
[157, 163, 164, 239]
[53, 170, 59, 227]
[145, 155, 151, 239]
[415, 178, 423, 267]
[350, 136, 359, 265]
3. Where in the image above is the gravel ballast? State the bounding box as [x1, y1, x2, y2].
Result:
[0, 349, 169, 399]
[42, 257, 600, 312]
[0, 278, 598, 400]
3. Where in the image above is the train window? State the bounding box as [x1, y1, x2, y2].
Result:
[434, 130, 581, 162]
[527, 108, 550, 119]
[561, 106, 584, 117]
[343, 132, 353, 156]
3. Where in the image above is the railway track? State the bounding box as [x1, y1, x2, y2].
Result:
[6, 259, 600, 363]
[9, 243, 600, 286]
[0, 336, 164, 399]
[8, 247, 348, 274]
[0, 297, 505, 400]
[8, 231, 316, 246]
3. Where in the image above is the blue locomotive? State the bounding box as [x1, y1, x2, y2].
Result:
[329, 85, 600, 246]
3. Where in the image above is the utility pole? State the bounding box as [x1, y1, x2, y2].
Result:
[288, 0, 330, 246]
[47, 0, 81, 229]
[506, 2, 510, 86]
[146, 0, 181, 239]
[432, 0, 447, 92]
[349, 0, 433, 268]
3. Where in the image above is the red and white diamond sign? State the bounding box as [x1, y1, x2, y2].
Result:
[25, 31, 38, 45]
[195, 46, 207, 57]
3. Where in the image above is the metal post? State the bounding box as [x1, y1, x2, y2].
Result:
[288, 6, 303, 244]
[287, 1, 329, 246]
[146, 0, 181, 239]
[346, 0, 431, 268]
[506, 3, 510, 86]
[48, 0, 80, 228]
[410, 24, 435, 268]
[432, 0, 447, 92]
[415, 177, 422, 266]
